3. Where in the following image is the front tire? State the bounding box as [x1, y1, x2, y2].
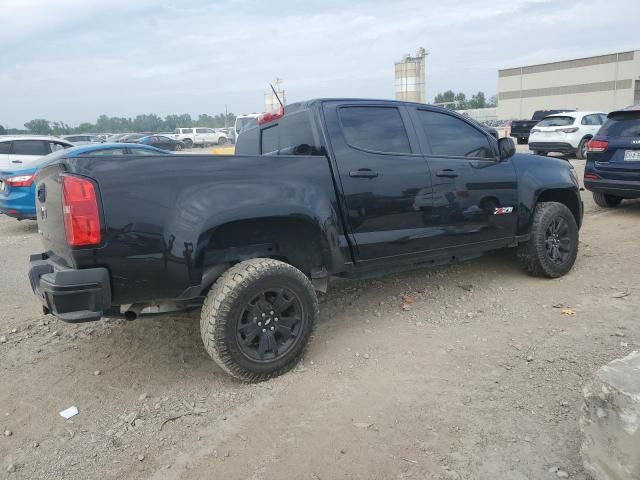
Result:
[200, 258, 318, 382]
[517, 137, 527, 145]
[183, 138, 193, 148]
[517, 202, 579, 278]
[218, 137, 228, 145]
[593, 192, 622, 208]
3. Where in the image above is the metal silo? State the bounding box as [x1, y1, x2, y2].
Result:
[395, 48, 428, 103]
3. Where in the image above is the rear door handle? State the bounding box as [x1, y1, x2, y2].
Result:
[435, 169, 458, 178]
[349, 169, 378, 178]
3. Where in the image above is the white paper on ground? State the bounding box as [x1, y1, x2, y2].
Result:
[59, 406, 79, 419]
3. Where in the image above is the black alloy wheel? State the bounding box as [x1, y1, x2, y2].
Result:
[544, 217, 571, 265]
[236, 288, 303, 362]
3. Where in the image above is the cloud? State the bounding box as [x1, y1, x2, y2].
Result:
[1, 0, 639, 126]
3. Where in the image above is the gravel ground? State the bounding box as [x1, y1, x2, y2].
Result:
[1, 153, 639, 480]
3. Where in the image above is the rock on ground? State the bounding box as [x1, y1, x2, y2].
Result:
[581, 351, 640, 480]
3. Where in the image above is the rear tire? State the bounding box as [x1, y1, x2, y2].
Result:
[593, 192, 622, 208]
[200, 258, 318, 382]
[576, 137, 590, 160]
[517, 202, 579, 278]
[218, 137, 228, 145]
[517, 138, 527, 145]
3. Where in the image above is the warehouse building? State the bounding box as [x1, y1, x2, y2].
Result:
[498, 50, 640, 120]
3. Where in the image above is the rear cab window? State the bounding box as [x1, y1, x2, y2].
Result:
[598, 111, 640, 137]
[259, 110, 323, 156]
[537, 116, 575, 127]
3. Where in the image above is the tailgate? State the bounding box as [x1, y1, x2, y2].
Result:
[34, 164, 77, 267]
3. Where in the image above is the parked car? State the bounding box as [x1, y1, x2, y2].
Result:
[0, 143, 170, 220]
[61, 134, 105, 145]
[510, 109, 575, 144]
[529, 111, 607, 159]
[0, 136, 74, 171]
[137, 135, 185, 151]
[173, 127, 228, 148]
[117, 133, 152, 143]
[584, 106, 640, 208]
[28, 99, 582, 382]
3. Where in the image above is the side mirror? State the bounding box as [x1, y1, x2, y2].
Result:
[498, 137, 516, 160]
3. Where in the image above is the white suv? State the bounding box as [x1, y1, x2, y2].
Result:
[0, 136, 74, 171]
[528, 111, 607, 159]
[173, 128, 228, 148]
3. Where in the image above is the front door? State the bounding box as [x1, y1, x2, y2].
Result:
[322, 103, 434, 261]
[409, 107, 519, 251]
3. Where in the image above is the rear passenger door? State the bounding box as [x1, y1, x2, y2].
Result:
[409, 107, 519, 250]
[323, 102, 435, 261]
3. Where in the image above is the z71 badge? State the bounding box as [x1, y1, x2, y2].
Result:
[493, 207, 514, 215]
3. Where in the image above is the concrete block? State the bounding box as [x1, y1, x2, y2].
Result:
[580, 351, 640, 480]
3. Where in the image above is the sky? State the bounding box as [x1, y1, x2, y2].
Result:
[1, 0, 639, 127]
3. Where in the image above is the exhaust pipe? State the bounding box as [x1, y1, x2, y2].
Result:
[122, 304, 145, 321]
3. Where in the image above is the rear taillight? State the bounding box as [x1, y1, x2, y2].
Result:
[4, 174, 34, 187]
[62, 175, 101, 247]
[584, 172, 601, 180]
[587, 140, 609, 152]
[557, 127, 579, 133]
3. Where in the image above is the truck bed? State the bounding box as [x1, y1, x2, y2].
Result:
[34, 153, 347, 305]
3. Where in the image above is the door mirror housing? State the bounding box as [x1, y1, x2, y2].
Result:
[498, 137, 516, 160]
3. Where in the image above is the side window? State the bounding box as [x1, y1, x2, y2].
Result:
[12, 140, 49, 156]
[49, 142, 68, 152]
[338, 106, 411, 154]
[260, 110, 323, 155]
[80, 148, 126, 156]
[599, 114, 608, 124]
[0, 142, 12, 154]
[196, 128, 208, 134]
[416, 110, 494, 159]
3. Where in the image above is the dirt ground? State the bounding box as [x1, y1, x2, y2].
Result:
[1, 157, 639, 480]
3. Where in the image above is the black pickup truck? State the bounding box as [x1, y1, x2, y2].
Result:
[29, 99, 583, 381]
[510, 109, 575, 144]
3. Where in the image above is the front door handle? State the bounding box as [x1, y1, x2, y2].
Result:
[349, 169, 378, 178]
[435, 169, 458, 178]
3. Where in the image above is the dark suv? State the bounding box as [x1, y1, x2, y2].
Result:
[584, 106, 640, 207]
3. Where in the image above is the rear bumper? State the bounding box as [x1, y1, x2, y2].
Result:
[0, 188, 36, 220]
[584, 178, 640, 198]
[529, 142, 576, 154]
[28, 253, 111, 323]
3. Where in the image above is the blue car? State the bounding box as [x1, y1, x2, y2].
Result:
[0, 143, 170, 220]
[584, 106, 640, 208]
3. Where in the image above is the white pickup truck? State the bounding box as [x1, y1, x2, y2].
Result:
[173, 128, 229, 148]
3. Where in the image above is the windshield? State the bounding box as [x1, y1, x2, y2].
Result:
[236, 117, 258, 134]
[537, 116, 575, 127]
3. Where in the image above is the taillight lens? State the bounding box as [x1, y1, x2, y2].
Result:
[4, 174, 35, 187]
[584, 172, 601, 180]
[62, 175, 101, 246]
[557, 127, 579, 133]
[587, 140, 609, 152]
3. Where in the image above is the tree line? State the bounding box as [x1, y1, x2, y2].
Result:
[433, 90, 497, 110]
[1, 112, 238, 136]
